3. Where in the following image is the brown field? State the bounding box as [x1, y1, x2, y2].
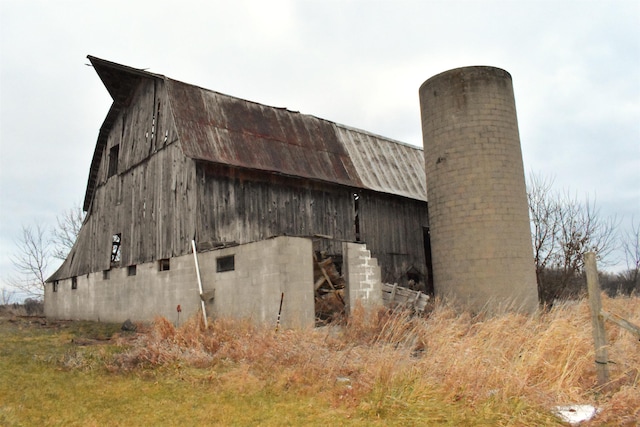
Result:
[1, 295, 638, 426]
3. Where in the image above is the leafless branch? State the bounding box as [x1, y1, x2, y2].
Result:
[527, 172, 619, 302]
[7, 225, 50, 298]
[51, 204, 85, 260]
[1, 288, 15, 305]
[620, 217, 640, 287]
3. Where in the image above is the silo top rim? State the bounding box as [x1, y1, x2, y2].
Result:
[420, 66, 512, 92]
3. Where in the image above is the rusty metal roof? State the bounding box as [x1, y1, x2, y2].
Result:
[83, 56, 427, 211]
[169, 80, 359, 189]
[167, 79, 426, 201]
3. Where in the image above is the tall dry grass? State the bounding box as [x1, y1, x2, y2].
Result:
[112, 294, 639, 423]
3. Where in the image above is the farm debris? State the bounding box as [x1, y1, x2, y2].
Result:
[314, 253, 345, 325]
[382, 283, 430, 314]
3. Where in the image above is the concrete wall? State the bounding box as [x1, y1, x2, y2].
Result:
[45, 236, 315, 328]
[199, 236, 314, 329]
[45, 255, 202, 323]
[342, 242, 382, 312]
[419, 66, 538, 313]
[45, 236, 385, 327]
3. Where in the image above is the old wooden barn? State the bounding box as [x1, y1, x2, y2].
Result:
[45, 56, 432, 326]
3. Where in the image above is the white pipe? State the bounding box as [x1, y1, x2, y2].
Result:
[191, 239, 208, 328]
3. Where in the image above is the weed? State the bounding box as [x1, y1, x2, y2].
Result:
[1, 295, 637, 425]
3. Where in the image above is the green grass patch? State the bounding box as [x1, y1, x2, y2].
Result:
[0, 317, 565, 426]
[5, 296, 637, 427]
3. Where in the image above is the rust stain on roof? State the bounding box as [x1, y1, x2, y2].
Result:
[169, 80, 359, 188]
[84, 56, 427, 210]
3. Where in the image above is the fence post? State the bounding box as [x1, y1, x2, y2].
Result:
[584, 251, 609, 386]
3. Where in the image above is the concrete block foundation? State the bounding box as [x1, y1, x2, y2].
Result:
[45, 237, 383, 328]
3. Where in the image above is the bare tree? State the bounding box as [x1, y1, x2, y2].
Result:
[51, 204, 84, 260]
[619, 217, 640, 294]
[527, 173, 559, 284]
[527, 172, 618, 303]
[7, 225, 51, 298]
[1, 288, 15, 305]
[7, 205, 84, 299]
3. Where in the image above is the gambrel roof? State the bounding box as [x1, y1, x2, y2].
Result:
[84, 56, 427, 211]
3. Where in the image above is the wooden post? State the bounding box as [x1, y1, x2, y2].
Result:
[584, 251, 609, 386]
[191, 240, 208, 328]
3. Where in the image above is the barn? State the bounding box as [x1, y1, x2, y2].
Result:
[44, 56, 432, 327]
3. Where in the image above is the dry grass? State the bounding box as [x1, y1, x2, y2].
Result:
[108, 294, 639, 424]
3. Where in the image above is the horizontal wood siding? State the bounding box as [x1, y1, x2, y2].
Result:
[358, 191, 429, 285]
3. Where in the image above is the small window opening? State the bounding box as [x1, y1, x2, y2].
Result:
[127, 265, 137, 276]
[111, 233, 122, 266]
[108, 145, 120, 178]
[53, 281, 59, 292]
[103, 269, 110, 280]
[71, 277, 78, 290]
[216, 255, 235, 272]
[158, 258, 170, 271]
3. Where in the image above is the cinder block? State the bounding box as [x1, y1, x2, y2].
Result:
[420, 66, 538, 314]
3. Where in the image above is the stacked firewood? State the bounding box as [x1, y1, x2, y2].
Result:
[314, 253, 346, 324]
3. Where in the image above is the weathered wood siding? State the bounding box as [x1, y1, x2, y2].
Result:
[196, 163, 429, 286]
[195, 163, 355, 245]
[358, 190, 429, 285]
[51, 74, 429, 285]
[51, 79, 197, 280]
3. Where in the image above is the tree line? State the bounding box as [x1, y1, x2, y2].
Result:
[4, 175, 639, 305]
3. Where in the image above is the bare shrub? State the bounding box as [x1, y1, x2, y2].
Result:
[23, 298, 44, 316]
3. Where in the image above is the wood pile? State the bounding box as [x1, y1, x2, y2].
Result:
[314, 253, 346, 324]
[382, 283, 430, 314]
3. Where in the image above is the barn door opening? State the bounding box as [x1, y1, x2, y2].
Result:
[423, 227, 434, 295]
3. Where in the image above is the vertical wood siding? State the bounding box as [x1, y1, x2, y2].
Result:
[50, 77, 429, 286]
[358, 191, 429, 284]
[195, 164, 355, 245]
[195, 163, 429, 286]
[50, 80, 196, 280]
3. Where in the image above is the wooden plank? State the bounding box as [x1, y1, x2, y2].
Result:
[314, 276, 327, 291]
[389, 283, 398, 302]
[314, 253, 336, 291]
[382, 283, 429, 313]
[601, 310, 640, 339]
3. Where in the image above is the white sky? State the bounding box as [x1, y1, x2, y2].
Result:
[1, 0, 639, 295]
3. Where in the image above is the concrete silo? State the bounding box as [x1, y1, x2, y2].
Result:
[419, 66, 538, 313]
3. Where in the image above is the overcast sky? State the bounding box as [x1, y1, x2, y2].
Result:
[1, 0, 639, 297]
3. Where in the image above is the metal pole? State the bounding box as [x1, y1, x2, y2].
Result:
[275, 292, 284, 332]
[191, 240, 208, 328]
